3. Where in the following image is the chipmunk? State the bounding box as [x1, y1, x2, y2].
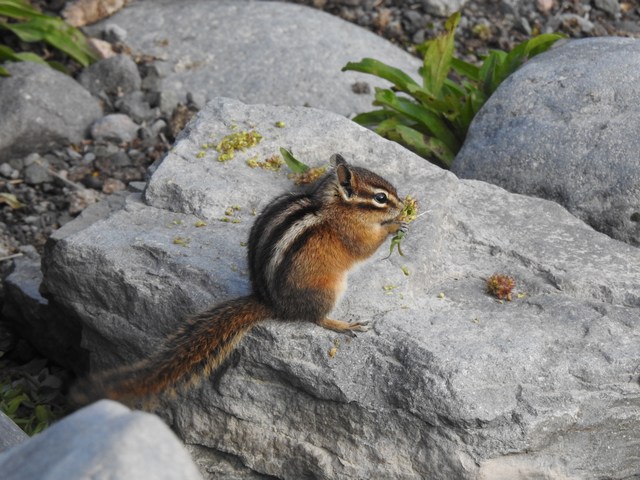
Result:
[70, 154, 406, 406]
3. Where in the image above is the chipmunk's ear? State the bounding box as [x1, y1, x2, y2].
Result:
[331, 154, 354, 199]
[330, 153, 347, 168]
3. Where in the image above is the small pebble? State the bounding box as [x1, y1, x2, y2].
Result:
[103, 23, 128, 43]
[0, 163, 15, 178]
[91, 114, 140, 143]
[102, 178, 126, 194]
[536, 0, 555, 14]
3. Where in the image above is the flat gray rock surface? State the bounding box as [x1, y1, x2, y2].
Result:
[452, 37, 640, 246]
[86, 0, 421, 116]
[43, 98, 640, 479]
[0, 400, 203, 480]
[0, 62, 102, 160]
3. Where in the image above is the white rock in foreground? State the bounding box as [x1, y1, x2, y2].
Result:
[42, 98, 640, 479]
[0, 400, 202, 480]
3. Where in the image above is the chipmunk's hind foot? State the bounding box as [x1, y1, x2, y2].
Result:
[317, 318, 370, 337]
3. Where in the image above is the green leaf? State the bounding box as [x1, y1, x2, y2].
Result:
[374, 116, 403, 140]
[5, 393, 27, 416]
[342, 58, 419, 94]
[396, 124, 454, 167]
[351, 109, 396, 127]
[0, 45, 47, 65]
[479, 50, 507, 96]
[480, 34, 563, 96]
[34, 405, 51, 423]
[387, 230, 406, 257]
[31, 421, 47, 435]
[376, 119, 454, 168]
[406, 83, 456, 115]
[450, 57, 480, 82]
[46, 59, 68, 74]
[526, 33, 563, 57]
[0, 0, 49, 21]
[420, 11, 460, 97]
[374, 88, 460, 154]
[279, 147, 309, 174]
[0, 65, 9, 76]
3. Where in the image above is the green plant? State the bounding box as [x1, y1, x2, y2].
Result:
[342, 12, 562, 168]
[0, 379, 58, 435]
[0, 0, 98, 76]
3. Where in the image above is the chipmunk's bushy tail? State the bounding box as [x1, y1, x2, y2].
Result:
[70, 295, 271, 407]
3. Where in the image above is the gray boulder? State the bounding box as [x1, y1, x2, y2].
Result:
[78, 54, 142, 99]
[85, 0, 421, 117]
[452, 37, 640, 246]
[0, 400, 203, 480]
[0, 62, 102, 160]
[41, 98, 640, 479]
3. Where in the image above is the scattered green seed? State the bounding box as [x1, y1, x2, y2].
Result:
[173, 236, 190, 246]
[216, 130, 263, 162]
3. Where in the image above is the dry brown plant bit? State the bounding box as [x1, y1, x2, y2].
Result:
[288, 166, 327, 185]
[246, 154, 284, 171]
[486, 274, 516, 301]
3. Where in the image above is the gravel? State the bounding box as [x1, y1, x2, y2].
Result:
[282, 0, 639, 59]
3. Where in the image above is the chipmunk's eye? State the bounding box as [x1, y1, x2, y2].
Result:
[373, 192, 388, 205]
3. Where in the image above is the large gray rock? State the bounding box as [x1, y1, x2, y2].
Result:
[0, 400, 203, 480]
[86, 0, 421, 116]
[452, 38, 640, 247]
[42, 98, 640, 479]
[0, 62, 102, 160]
